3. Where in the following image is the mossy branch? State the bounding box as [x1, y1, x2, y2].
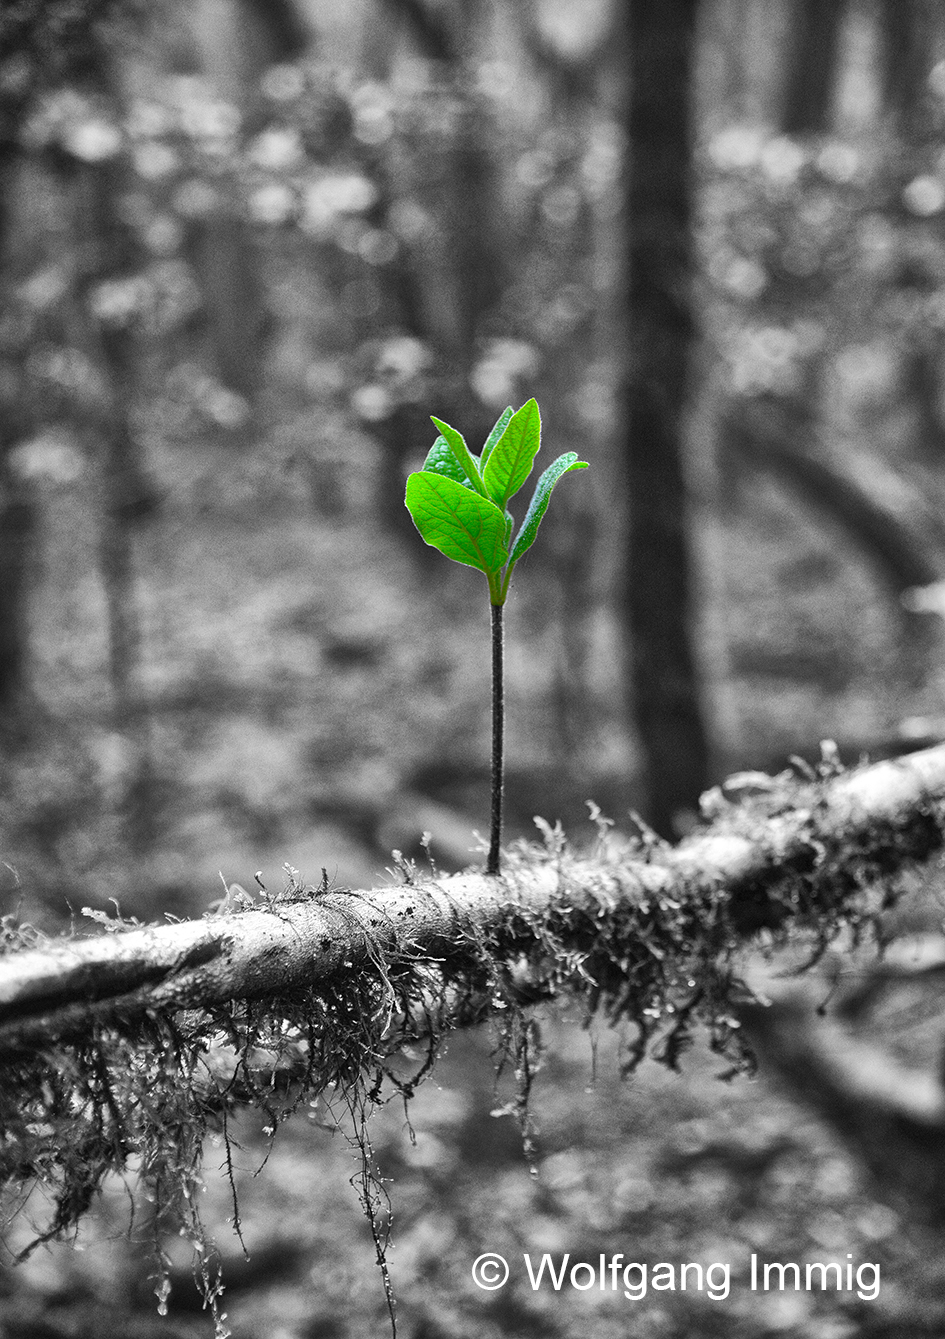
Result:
[2, 743, 945, 1054]
[2, 742, 945, 1291]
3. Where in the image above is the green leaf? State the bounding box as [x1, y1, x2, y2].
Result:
[480, 407, 513, 469]
[482, 397, 541, 509]
[430, 416, 487, 496]
[422, 435, 480, 489]
[405, 471, 509, 575]
[508, 452, 588, 566]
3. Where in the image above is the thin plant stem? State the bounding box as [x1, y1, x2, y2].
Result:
[487, 601, 504, 875]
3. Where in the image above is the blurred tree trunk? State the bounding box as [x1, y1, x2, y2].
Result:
[0, 2, 132, 728]
[72, 146, 157, 849]
[877, 0, 945, 463]
[372, 0, 507, 518]
[877, 0, 939, 140]
[0, 144, 36, 723]
[49, 30, 164, 848]
[402, 0, 498, 367]
[621, 0, 710, 835]
[780, 0, 848, 134]
[903, 343, 945, 461]
[0, 408, 36, 723]
[186, 0, 309, 408]
[0, 67, 43, 725]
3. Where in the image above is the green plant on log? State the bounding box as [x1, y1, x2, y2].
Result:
[404, 399, 589, 874]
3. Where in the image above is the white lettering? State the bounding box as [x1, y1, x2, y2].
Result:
[522, 1254, 570, 1290]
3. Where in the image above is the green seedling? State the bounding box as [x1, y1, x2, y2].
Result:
[405, 398, 588, 874]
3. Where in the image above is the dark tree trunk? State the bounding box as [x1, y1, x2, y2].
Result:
[0, 15, 97, 727]
[0, 1, 145, 728]
[192, 215, 264, 403]
[185, 0, 309, 405]
[780, 0, 848, 135]
[0, 448, 35, 718]
[0, 140, 35, 721]
[903, 340, 945, 462]
[395, 0, 502, 377]
[51, 20, 163, 846]
[621, 0, 710, 835]
[78, 152, 155, 847]
[877, 0, 939, 140]
[877, 0, 945, 462]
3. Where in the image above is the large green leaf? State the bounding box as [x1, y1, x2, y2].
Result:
[429, 416, 487, 497]
[480, 406, 513, 469]
[482, 397, 541, 509]
[422, 435, 480, 488]
[405, 471, 509, 575]
[508, 452, 588, 566]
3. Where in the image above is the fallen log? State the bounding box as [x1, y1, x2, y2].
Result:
[2, 742, 945, 1055]
[2, 742, 945, 1265]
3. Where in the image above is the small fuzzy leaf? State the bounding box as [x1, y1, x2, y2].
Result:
[405, 471, 509, 574]
[508, 452, 588, 566]
[430, 416, 486, 496]
[482, 397, 541, 509]
[480, 407, 514, 469]
[423, 435, 480, 489]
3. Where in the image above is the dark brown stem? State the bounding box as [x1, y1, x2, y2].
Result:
[487, 602, 504, 875]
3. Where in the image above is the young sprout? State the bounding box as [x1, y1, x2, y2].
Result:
[405, 399, 589, 874]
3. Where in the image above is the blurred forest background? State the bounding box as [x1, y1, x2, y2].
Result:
[7, 0, 945, 1336]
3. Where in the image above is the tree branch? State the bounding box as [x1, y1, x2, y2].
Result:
[2, 743, 945, 1055]
[3, 743, 945, 1259]
[723, 395, 944, 598]
[739, 984, 945, 1226]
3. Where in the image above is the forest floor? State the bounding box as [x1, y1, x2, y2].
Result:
[6, 1007, 945, 1339]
